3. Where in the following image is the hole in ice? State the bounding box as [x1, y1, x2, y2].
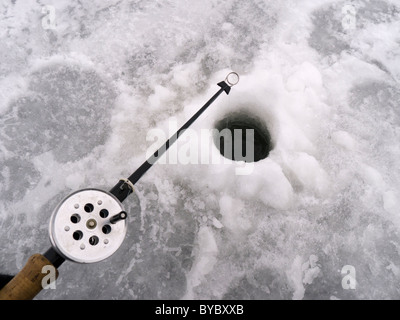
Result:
[214, 113, 273, 162]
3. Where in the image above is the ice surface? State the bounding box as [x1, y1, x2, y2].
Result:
[1, 0, 400, 300]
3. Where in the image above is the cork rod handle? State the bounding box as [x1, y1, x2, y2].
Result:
[0, 254, 58, 300]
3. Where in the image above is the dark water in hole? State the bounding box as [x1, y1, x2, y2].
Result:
[214, 114, 273, 162]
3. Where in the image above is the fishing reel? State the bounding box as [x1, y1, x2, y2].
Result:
[49, 188, 127, 263]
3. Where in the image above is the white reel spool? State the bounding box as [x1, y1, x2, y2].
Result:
[49, 189, 127, 263]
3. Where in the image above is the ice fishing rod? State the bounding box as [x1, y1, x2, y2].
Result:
[0, 72, 239, 300]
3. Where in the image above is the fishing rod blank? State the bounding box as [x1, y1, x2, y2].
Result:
[0, 72, 239, 300]
[110, 72, 239, 202]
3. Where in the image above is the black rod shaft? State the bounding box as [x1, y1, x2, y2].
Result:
[110, 80, 231, 202]
[129, 86, 226, 184]
[43, 247, 65, 268]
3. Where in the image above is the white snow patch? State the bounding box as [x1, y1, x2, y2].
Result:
[185, 226, 219, 298]
[332, 130, 357, 150]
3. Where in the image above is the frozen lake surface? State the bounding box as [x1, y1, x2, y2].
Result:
[0, 0, 400, 299]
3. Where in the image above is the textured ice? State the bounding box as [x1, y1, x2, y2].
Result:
[1, 0, 400, 300]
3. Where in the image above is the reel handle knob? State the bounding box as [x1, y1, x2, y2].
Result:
[110, 211, 127, 224]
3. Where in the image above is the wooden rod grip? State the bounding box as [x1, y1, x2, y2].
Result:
[0, 253, 59, 300]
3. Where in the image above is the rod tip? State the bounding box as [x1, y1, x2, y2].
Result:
[225, 72, 240, 87]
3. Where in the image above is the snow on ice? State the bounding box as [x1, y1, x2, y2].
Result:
[0, 0, 400, 299]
